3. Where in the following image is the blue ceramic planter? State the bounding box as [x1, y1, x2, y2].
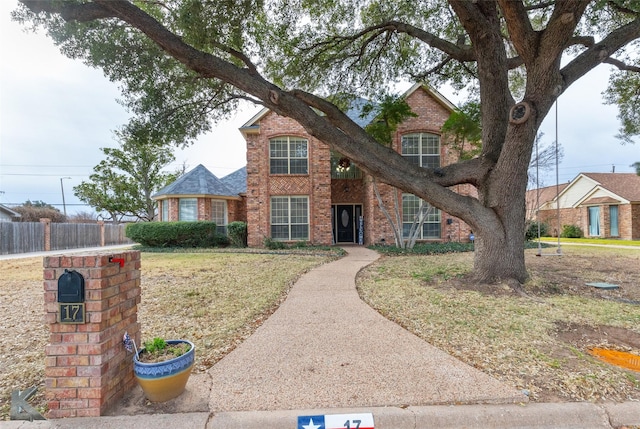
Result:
[133, 340, 195, 402]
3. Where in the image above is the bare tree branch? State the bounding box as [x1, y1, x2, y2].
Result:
[604, 57, 640, 72]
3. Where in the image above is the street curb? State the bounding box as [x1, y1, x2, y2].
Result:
[207, 403, 639, 429]
[1, 402, 638, 428]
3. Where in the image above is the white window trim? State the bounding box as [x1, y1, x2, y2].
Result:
[179, 198, 198, 221]
[270, 196, 309, 241]
[211, 199, 227, 226]
[402, 193, 441, 239]
[401, 132, 441, 168]
[162, 200, 169, 222]
[269, 136, 309, 175]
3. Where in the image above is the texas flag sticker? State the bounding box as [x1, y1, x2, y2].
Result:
[297, 413, 374, 429]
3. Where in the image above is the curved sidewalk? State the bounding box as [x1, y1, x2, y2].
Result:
[206, 246, 524, 411]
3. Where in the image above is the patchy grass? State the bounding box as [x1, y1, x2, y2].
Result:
[357, 247, 640, 402]
[0, 251, 337, 420]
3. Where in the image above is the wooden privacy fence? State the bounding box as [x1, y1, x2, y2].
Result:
[0, 219, 132, 255]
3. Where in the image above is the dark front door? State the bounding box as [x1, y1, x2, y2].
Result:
[336, 205, 354, 243]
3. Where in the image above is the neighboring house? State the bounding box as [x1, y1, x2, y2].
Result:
[527, 172, 640, 240]
[525, 182, 569, 225]
[240, 83, 477, 247]
[152, 164, 247, 230]
[0, 204, 21, 222]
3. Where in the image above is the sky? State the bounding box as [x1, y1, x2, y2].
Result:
[1, 1, 638, 216]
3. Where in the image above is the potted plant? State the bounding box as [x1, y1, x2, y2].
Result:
[124, 334, 195, 402]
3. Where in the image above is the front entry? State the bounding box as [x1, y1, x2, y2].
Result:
[333, 205, 362, 243]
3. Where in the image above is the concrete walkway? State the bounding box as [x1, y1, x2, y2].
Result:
[206, 246, 524, 412]
[3, 246, 639, 428]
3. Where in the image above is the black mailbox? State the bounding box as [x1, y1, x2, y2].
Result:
[57, 269, 85, 303]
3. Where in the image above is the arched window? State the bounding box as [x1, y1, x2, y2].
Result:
[269, 137, 308, 174]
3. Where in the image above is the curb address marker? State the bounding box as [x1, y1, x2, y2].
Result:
[297, 413, 374, 429]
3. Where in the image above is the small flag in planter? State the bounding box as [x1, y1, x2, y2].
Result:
[123, 332, 134, 353]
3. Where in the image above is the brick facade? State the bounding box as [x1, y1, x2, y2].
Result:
[243, 85, 476, 246]
[538, 203, 640, 239]
[43, 251, 141, 418]
[530, 173, 640, 240]
[158, 197, 246, 224]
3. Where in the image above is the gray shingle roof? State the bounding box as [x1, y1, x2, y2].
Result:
[221, 167, 247, 195]
[152, 164, 238, 198]
[344, 97, 378, 128]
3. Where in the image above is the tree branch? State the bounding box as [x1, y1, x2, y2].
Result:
[449, 1, 512, 164]
[604, 57, 640, 72]
[18, 0, 497, 233]
[562, 15, 640, 89]
[538, 0, 590, 66]
[498, 0, 538, 66]
[21, 0, 116, 21]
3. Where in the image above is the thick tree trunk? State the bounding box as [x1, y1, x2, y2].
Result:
[471, 124, 536, 284]
[473, 204, 528, 284]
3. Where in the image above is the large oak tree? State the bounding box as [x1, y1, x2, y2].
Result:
[15, 1, 640, 283]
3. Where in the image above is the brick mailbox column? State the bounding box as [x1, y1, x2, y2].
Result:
[43, 250, 141, 418]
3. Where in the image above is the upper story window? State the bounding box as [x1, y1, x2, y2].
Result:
[179, 198, 197, 221]
[270, 137, 308, 174]
[401, 133, 440, 169]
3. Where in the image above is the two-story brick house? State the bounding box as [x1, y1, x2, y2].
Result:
[240, 83, 476, 247]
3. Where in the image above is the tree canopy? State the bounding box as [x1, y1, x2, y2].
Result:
[14, 0, 640, 283]
[73, 123, 180, 222]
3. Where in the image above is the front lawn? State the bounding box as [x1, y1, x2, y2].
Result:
[357, 246, 640, 402]
[0, 250, 337, 420]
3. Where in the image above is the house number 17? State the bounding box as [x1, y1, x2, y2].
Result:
[59, 303, 85, 324]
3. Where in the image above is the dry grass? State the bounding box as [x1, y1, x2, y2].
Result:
[357, 247, 640, 403]
[0, 250, 336, 420]
[2, 246, 639, 420]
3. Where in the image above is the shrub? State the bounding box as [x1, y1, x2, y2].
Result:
[561, 224, 584, 238]
[13, 205, 66, 223]
[126, 221, 229, 247]
[370, 242, 475, 255]
[227, 221, 248, 248]
[525, 221, 549, 241]
[263, 236, 286, 250]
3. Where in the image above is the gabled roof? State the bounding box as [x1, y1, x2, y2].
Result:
[152, 164, 239, 199]
[525, 183, 569, 210]
[0, 204, 21, 219]
[239, 83, 456, 133]
[220, 166, 247, 195]
[579, 173, 640, 203]
[402, 83, 456, 112]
